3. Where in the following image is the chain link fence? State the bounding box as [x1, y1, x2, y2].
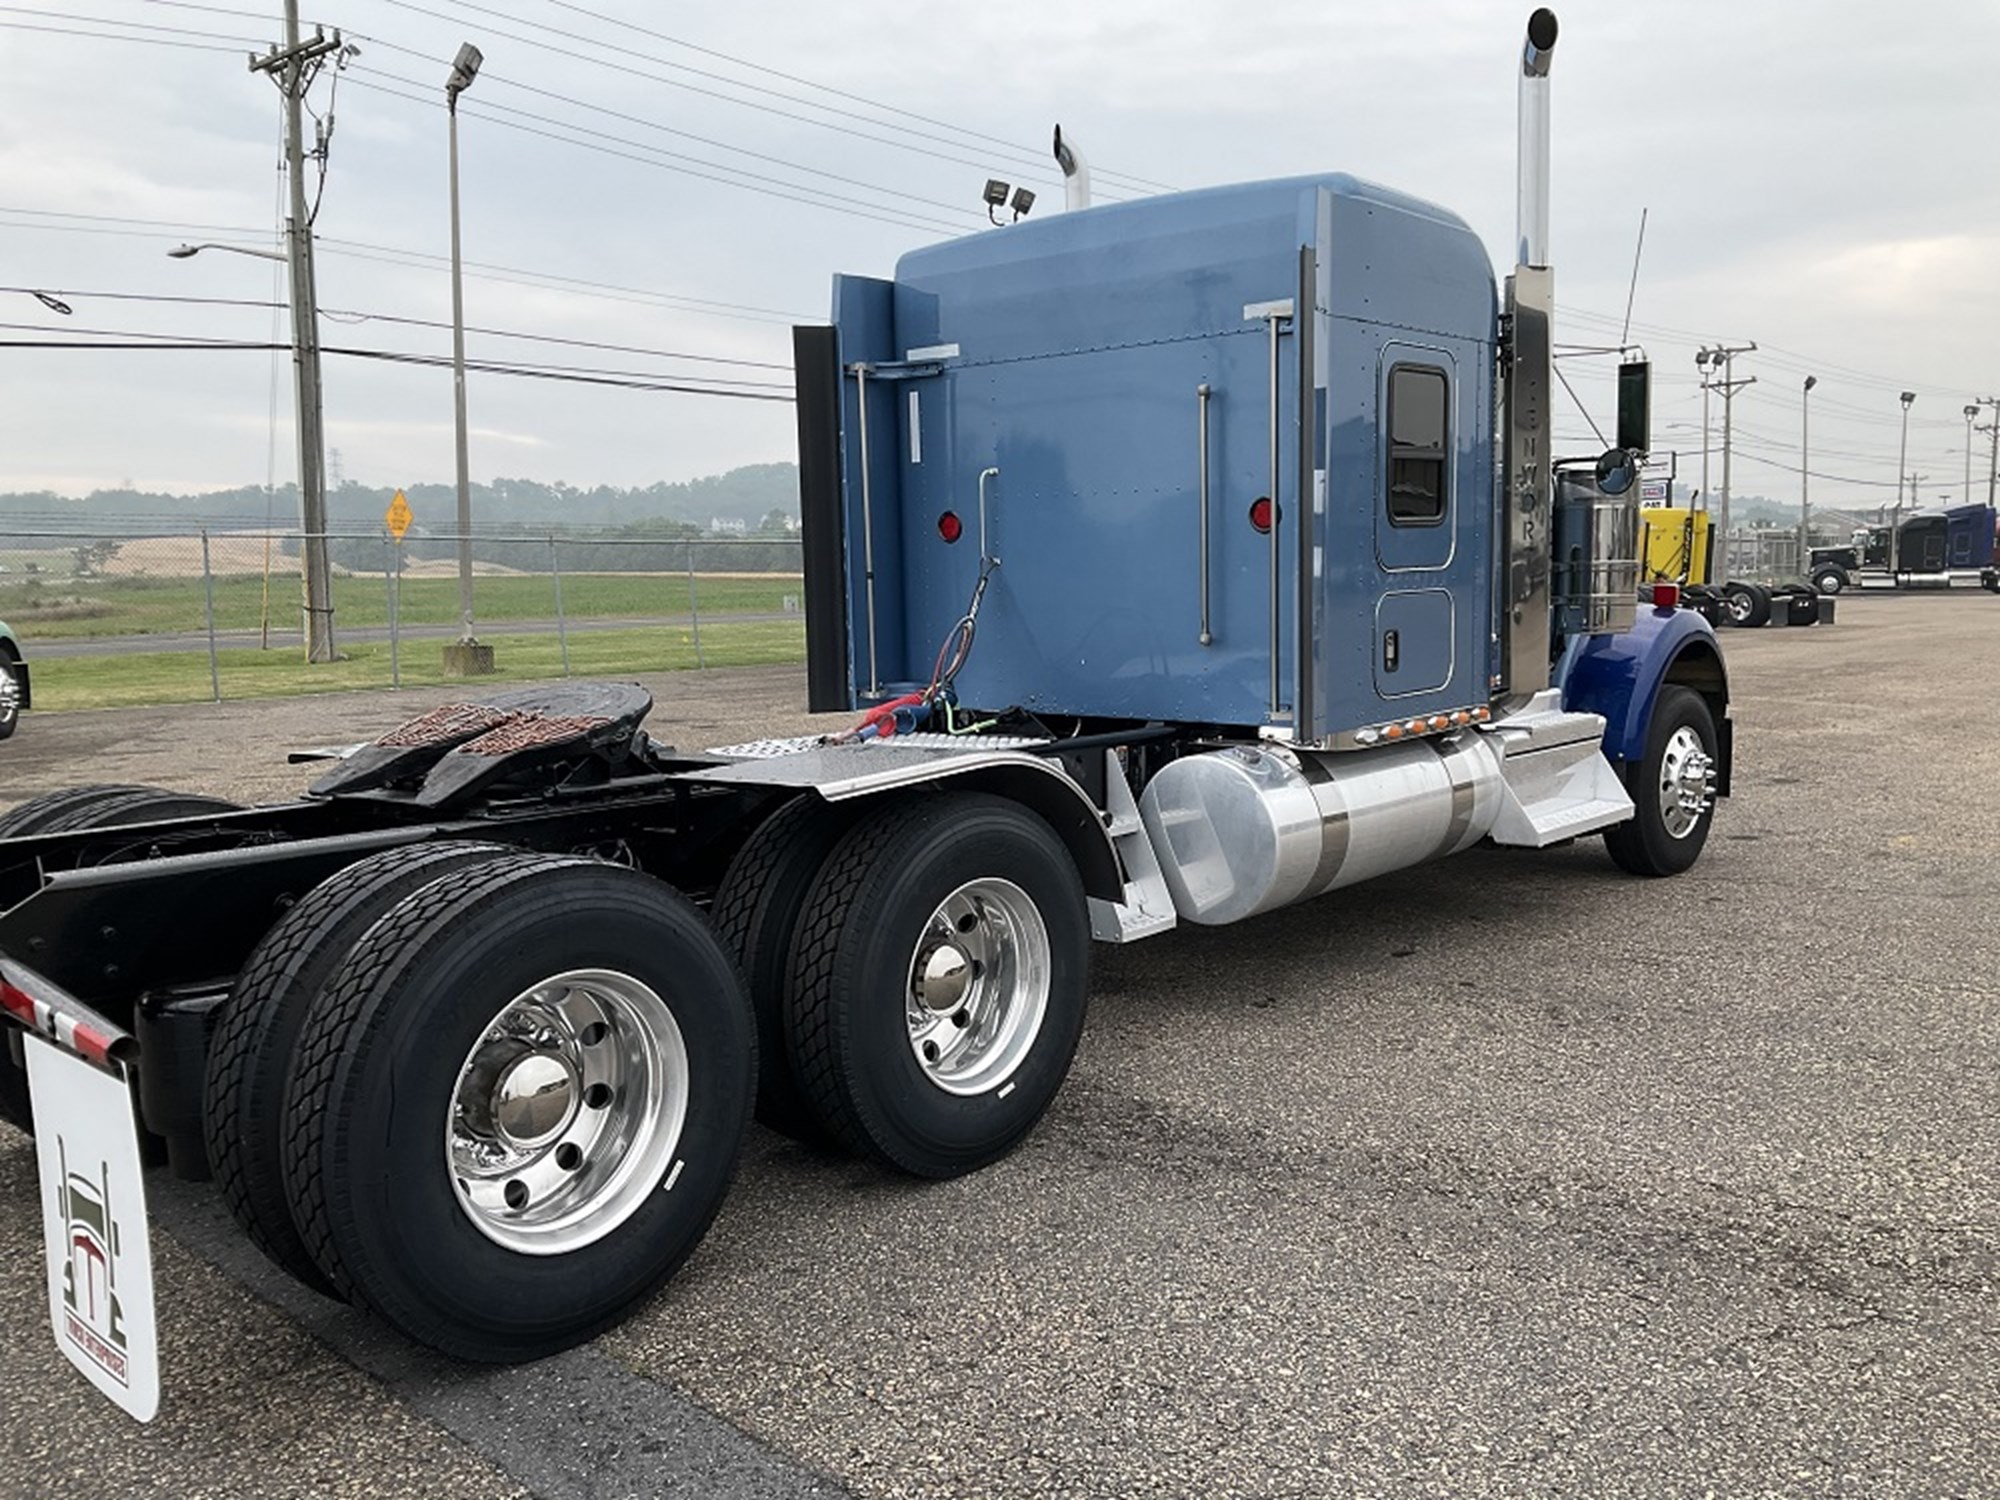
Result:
[0, 528, 805, 711]
[1716, 525, 1859, 585]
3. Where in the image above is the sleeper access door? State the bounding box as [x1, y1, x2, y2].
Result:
[1312, 186, 1497, 739]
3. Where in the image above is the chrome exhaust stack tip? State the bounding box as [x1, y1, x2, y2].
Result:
[1053, 124, 1092, 212]
[1516, 8, 1559, 269]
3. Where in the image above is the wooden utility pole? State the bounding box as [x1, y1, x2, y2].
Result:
[251, 3, 343, 663]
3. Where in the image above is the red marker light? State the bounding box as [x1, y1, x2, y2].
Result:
[1651, 581, 1680, 610]
[937, 510, 963, 543]
[1249, 496, 1273, 534]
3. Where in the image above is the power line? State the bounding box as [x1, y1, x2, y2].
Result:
[343, 74, 968, 238]
[0, 213, 265, 243]
[352, 45, 985, 223]
[134, 0, 314, 22]
[318, 237, 814, 323]
[0, 4, 261, 43]
[1565, 304, 1987, 410]
[0, 335, 796, 400]
[363, 0, 1124, 202]
[0, 319, 790, 387]
[533, 0, 1174, 193]
[0, 17, 246, 51]
[0, 205, 816, 323]
[1721, 450, 1901, 490]
[1, 284, 794, 367]
[0, 205, 271, 237]
[349, 63, 979, 232]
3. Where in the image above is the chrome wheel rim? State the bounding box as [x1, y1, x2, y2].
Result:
[1658, 726, 1715, 839]
[0, 662, 17, 723]
[446, 968, 688, 1256]
[905, 877, 1050, 1097]
[1725, 591, 1752, 623]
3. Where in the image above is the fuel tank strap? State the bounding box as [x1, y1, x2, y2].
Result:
[1289, 753, 1352, 900]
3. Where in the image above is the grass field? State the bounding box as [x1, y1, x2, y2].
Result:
[0, 571, 804, 641]
[24, 621, 807, 711]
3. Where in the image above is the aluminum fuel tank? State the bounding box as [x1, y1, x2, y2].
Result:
[1137, 737, 1505, 925]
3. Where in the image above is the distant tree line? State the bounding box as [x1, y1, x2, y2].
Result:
[316, 523, 801, 576]
[0, 464, 802, 535]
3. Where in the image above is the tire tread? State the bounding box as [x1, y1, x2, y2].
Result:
[205, 840, 516, 1292]
[281, 852, 572, 1305]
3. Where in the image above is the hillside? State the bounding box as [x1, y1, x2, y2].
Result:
[0, 464, 802, 534]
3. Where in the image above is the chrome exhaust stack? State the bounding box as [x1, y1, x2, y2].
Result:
[1516, 8, 1558, 268]
[1500, 9, 1559, 704]
[1053, 125, 1091, 211]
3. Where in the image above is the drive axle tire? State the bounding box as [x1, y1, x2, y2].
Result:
[0, 784, 203, 840]
[0, 785, 241, 1135]
[36, 787, 241, 836]
[204, 840, 517, 1295]
[709, 795, 855, 1143]
[785, 793, 1091, 1179]
[281, 856, 754, 1363]
[1720, 581, 1770, 628]
[1603, 686, 1720, 878]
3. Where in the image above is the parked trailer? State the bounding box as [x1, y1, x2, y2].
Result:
[1, 9, 1733, 1413]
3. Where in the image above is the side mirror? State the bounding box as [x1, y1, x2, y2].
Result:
[1594, 448, 1637, 495]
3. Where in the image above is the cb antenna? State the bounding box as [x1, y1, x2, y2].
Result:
[1619, 206, 1648, 347]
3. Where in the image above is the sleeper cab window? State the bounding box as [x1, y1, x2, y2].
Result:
[1386, 364, 1449, 526]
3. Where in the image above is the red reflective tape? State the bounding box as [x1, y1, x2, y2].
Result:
[70, 1022, 116, 1067]
[0, 979, 34, 1027]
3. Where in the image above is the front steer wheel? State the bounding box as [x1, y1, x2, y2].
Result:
[279, 856, 755, 1363]
[1603, 685, 1720, 877]
[785, 792, 1091, 1179]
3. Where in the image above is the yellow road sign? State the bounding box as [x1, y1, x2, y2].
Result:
[385, 489, 413, 542]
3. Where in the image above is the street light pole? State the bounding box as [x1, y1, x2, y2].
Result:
[1894, 391, 1915, 572]
[443, 42, 491, 675]
[1708, 342, 1755, 583]
[1695, 348, 1713, 507]
[1966, 404, 1979, 505]
[1978, 395, 2000, 512]
[1800, 374, 1816, 572]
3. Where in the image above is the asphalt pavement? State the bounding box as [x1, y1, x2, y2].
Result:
[0, 597, 1994, 1499]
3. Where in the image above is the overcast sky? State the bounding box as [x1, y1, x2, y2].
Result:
[2, 0, 1997, 516]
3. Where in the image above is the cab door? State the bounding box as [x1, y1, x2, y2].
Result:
[1367, 344, 1477, 710]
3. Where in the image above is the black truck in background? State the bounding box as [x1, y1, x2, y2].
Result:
[1810, 504, 2000, 595]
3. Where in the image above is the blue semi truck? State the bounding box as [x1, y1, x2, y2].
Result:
[1809, 503, 2000, 594]
[1, 9, 1729, 1397]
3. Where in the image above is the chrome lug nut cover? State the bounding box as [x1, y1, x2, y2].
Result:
[447, 968, 689, 1256]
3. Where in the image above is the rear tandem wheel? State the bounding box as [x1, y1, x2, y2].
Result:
[708, 794, 857, 1143]
[784, 792, 1091, 1179]
[0, 784, 242, 1136]
[279, 856, 755, 1362]
[204, 839, 519, 1294]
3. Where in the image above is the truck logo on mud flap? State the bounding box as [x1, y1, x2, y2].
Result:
[54, 1138, 131, 1387]
[27, 1033, 160, 1421]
